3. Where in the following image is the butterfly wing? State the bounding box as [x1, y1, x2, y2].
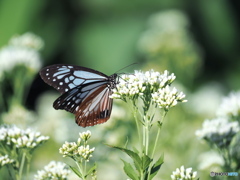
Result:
[39, 64, 109, 94]
[39, 64, 117, 127]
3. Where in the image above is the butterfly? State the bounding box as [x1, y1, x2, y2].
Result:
[39, 64, 118, 127]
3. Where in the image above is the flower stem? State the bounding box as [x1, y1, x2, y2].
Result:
[151, 111, 167, 158]
[19, 152, 26, 180]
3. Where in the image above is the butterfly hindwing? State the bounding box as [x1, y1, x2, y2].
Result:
[75, 84, 113, 127]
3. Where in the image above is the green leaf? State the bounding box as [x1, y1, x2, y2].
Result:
[149, 154, 164, 180]
[69, 165, 83, 178]
[87, 163, 97, 176]
[157, 121, 163, 128]
[142, 154, 152, 170]
[121, 159, 138, 180]
[107, 145, 142, 172]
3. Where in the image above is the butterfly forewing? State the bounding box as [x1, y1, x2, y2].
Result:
[39, 64, 117, 127]
[40, 64, 109, 94]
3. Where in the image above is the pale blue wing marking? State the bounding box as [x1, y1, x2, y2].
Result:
[69, 83, 76, 89]
[65, 78, 69, 83]
[73, 71, 106, 79]
[73, 79, 85, 85]
[53, 69, 70, 77]
[81, 82, 107, 91]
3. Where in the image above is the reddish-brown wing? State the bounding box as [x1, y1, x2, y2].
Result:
[75, 84, 113, 127]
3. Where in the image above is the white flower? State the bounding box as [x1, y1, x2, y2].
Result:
[152, 85, 187, 110]
[0, 155, 14, 167]
[171, 165, 197, 180]
[0, 46, 41, 73]
[0, 125, 49, 149]
[110, 69, 177, 99]
[217, 91, 240, 118]
[196, 117, 239, 147]
[34, 161, 70, 180]
[9, 32, 44, 50]
[0, 32, 43, 79]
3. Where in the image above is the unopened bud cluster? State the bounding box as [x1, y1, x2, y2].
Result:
[59, 130, 95, 162]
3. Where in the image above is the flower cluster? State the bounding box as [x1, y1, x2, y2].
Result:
[110, 69, 186, 111]
[171, 166, 198, 180]
[59, 131, 95, 162]
[196, 118, 239, 148]
[0, 125, 49, 149]
[34, 161, 70, 180]
[9, 32, 44, 50]
[152, 85, 187, 110]
[0, 32, 43, 80]
[0, 155, 15, 168]
[217, 91, 240, 119]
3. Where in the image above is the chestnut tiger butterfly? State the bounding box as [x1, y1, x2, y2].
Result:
[39, 64, 118, 127]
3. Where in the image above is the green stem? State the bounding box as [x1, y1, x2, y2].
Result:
[26, 157, 31, 180]
[132, 103, 142, 151]
[145, 115, 149, 155]
[147, 111, 167, 180]
[151, 111, 167, 158]
[76, 161, 86, 180]
[19, 152, 26, 180]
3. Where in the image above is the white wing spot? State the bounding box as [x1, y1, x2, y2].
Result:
[53, 79, 56, 81]
[65, 88, 68, 92]
[59, 82, 63, 85]
[68, 66, 73, 68]
[46, 73, 49, 76]
[46, 69, 49, 71]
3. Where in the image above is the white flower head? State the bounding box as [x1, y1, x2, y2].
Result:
[195, 117, 239, 148]
[111, 70, 178, 98]
[34, 161, 70, 180]
[0, 32, 43, 79]
[171, 165, 198, 180]
[152, 85, 187, 111]
[0, 155, 15, 168]
[217, 91, 240, 119]
[9, 32, 44, 51]
[0, 125, 49, 149]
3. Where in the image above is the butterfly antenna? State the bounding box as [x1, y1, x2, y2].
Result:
[115, 62, 138, 73]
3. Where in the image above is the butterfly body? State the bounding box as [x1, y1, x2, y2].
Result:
[39, 64, 118, 127]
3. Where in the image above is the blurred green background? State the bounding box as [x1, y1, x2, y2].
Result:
[0, 0, 240, 179]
